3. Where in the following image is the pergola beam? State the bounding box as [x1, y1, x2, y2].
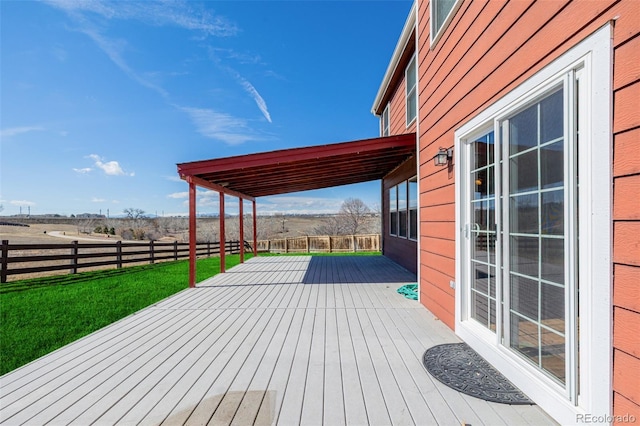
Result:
[181, 174, 255, 202]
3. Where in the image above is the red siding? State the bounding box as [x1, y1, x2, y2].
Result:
[414, 0, 639, 416]
[386, 68, 417, 135]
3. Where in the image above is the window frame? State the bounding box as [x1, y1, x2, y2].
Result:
[430, 0, 461, 47]
[405, 55, 417, 126]
[381, 104, 390, 137]
[389, 177, 418, 241]
[389, 185, 398, 237]
[408, 176, 418, 241]
[454, 25, 612, 425]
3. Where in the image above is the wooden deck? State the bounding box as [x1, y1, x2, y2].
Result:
[0, 256, 556, 425]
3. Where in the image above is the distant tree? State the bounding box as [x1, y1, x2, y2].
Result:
[123, 208, 146, 220]
[123, 208, 148, 240]
[338, 198, 372, 235]
[312, 198, 373, 236]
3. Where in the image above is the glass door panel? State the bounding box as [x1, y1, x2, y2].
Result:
[469, 131, 497, 332]
[504, 87, 566, 384]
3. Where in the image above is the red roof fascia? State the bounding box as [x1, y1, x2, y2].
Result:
[177, 133, 415, 177]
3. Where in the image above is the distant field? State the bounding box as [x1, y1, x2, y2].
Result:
[0, 223, 83, 245]
[0, 214, 381, 243]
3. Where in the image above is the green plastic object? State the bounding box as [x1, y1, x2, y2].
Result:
[397, 284, 418, 300]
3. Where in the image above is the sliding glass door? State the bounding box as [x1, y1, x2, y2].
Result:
[464, 74, 580, 393]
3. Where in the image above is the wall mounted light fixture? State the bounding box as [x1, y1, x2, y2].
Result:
[433, 147, 453, 166]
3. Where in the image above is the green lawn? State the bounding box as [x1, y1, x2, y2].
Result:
[0, 254, 250, 376]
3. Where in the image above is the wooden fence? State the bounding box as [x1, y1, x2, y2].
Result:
[256, 234, 380, 254]
[0, 240, 249, 283]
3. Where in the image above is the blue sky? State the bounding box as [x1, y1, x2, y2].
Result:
[1, 0, 412, 217]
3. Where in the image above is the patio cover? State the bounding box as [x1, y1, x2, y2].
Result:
[177, 133, 416, 198]
[176, 132, 416, 286]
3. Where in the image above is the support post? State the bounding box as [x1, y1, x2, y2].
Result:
[116, 241, 122, 268]
[189, 180, 197, 288]
[70, 240, 79, 274]
[219, 192, 226, 274]
[150, 240, 155, 264]
[239, 197, 245, 263]
[252, 200, 258, 257]
[1, 240, 9, 283]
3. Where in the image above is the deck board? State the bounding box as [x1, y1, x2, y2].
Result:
[0, 256, 557, 426]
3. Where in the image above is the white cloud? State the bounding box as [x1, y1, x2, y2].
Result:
[179, 106, 265, 145]
[10, 200, 36, 207]
[165, 175, 184, 183]
[76, 26, 169, 98]
[169, 189, 217, 201]
[239, 78, 272, 123]
[167, 191, 189, 199]
[91, 197, 106, 202]
[73, 167, 93, 174]
[1, 126, 44, 139]
[87, 154, 134, 176]
[43, 0, 238, 36]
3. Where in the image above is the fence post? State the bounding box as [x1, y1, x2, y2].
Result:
[352, 235, 356, 252]
[328, 236, 332, 253]
[306, 236, 310, 253]
[150, 240, 155, 264]
[285, 238, 288, 253]
[207, 241, 211, 258]
[70, 240, 78, 274]
[116, 241, 122, 269]
[174, 241, 178, 261]
[1, 240, 8, 283]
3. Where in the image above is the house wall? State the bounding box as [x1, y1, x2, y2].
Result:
[382, 156, 418, 274]
[386, 66, 418, 135]
[415, 0, 639, 417]
[612, 5, 640, 420]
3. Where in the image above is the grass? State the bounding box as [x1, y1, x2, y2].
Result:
[0, 251, 378, 376]
[0, 254, 251, 376]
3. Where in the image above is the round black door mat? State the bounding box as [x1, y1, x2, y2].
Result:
[423, 343, 534, 405]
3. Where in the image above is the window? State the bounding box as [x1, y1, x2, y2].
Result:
[406, 56, 417, 125]
[381, 104, 390, 137]
[398, 181, 408, 237]
[455, 26, 612, 424]
[389, 177, 418, 240]
[409, 176, 418, 240]
[389, 186, 398, 236]
[431, 0, 459, 45]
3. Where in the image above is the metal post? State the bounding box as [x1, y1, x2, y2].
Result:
[252, 200, 258, 257]
[219, 192, 226, 274]
[189, 180, 197, 287]
[239, 197, 245, 263]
